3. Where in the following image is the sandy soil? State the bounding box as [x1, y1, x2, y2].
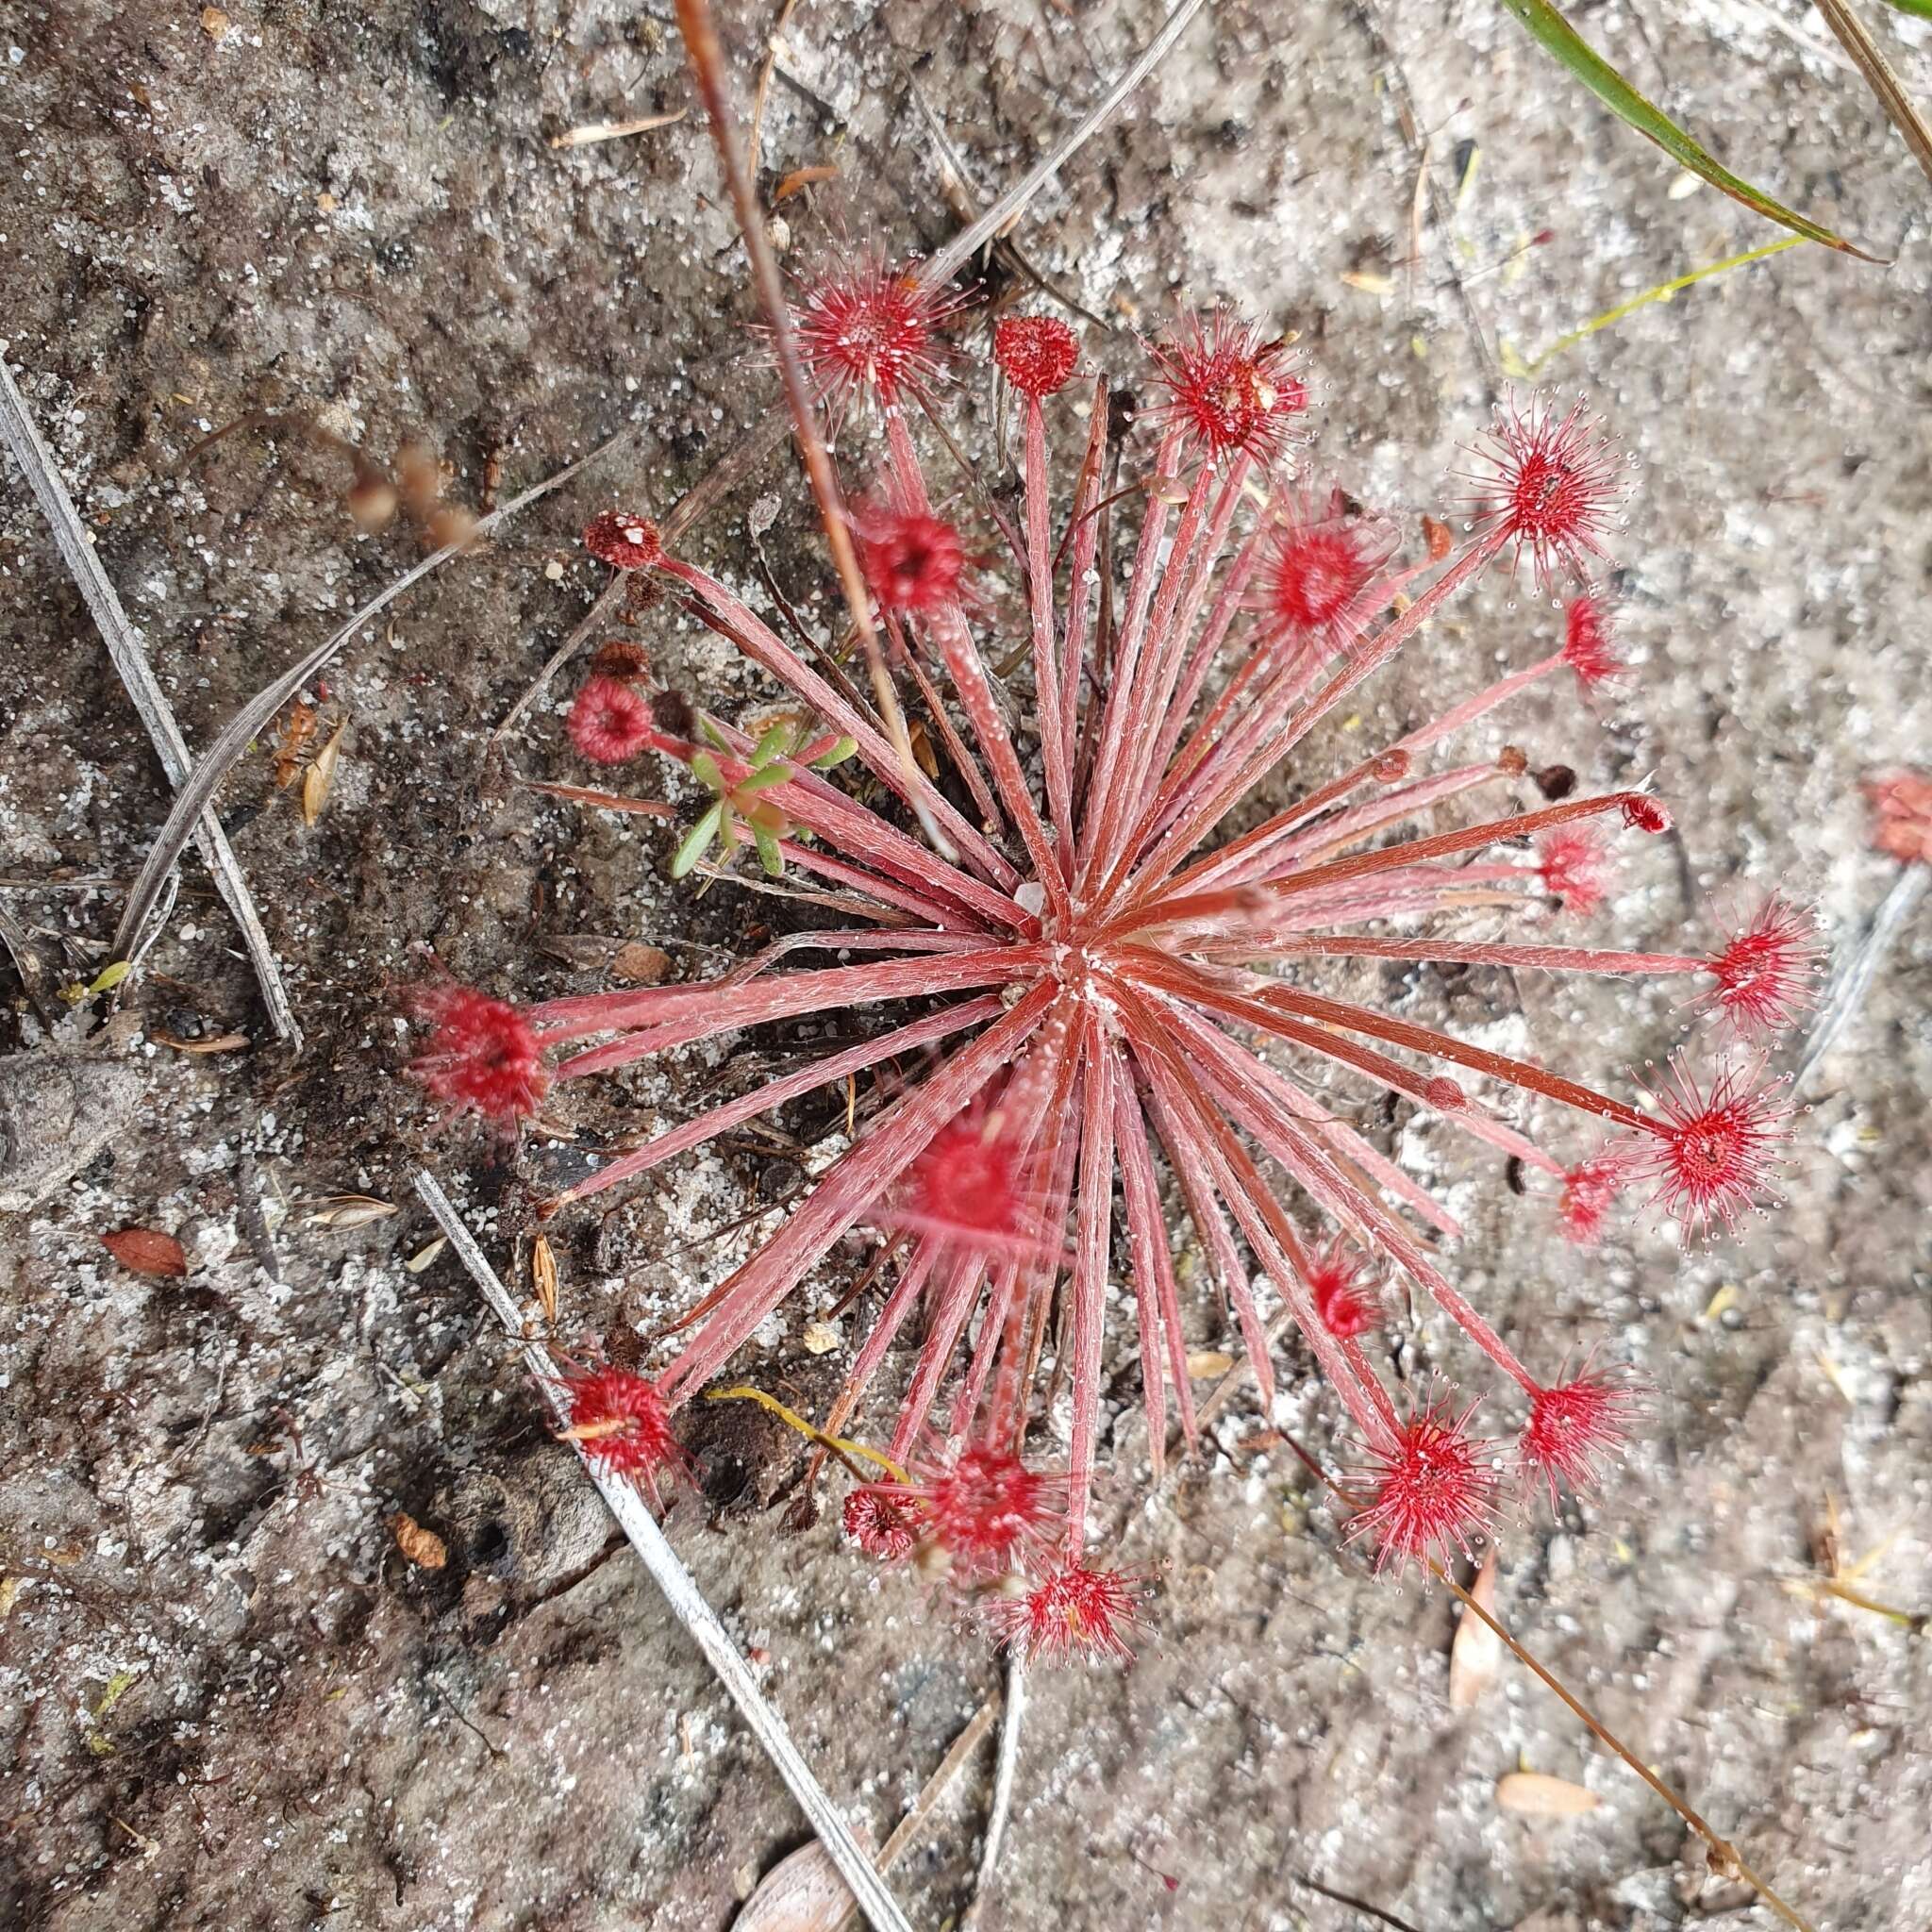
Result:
[3, 2, 1929, 1928]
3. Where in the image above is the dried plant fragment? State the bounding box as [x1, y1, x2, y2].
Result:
[391, 1512, 448, 1569]
[101, 1226, 188, 1278]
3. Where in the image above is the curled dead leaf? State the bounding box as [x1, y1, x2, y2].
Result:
[731, 1840, 856, 1930]
[404, 1236, 446, 1274]
[906, 719, 940, 781]
[304, 1194, 397, 1228]
[391, 1512, 447, 1570]
[151, 1031, 252, 1055]
[532, 1234, 558, 1324]
[301, 718, 346, 825]
[101, 1226, 188, 1278]
[1495, 1771, 1600, 1818]
[1449, 1548, 1503, 1710]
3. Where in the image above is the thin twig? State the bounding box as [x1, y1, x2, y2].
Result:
[109, 428, 631, 966]
[748, 0, 801, 180]
[1792, 862, 1926, 1092]
[0, 353, 302, 1045]
[1255, 1428, 1817, 1932]
[916, 0, 1212, 290]
[958, 1655, 1025, 1930]
[1434, 1564, 1815, 1932]
[494, 0, 1199, 753]
[489, 575, 626, 750]
[413, 1169, 917, 1932]
[491, 408, 794, 746]
[676, 0, 941, 852]
[828, 1695, 1000, 1932]
[1291, 1873, 1425, 1932]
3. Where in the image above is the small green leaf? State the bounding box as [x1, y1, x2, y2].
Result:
[671, 801, 724, 879]
[1499, 0, 1882, 259]
[1877, 0, 1932, 18]
[753, 824, 785, 876]
[689, 751, 725, 794]
[697, 714, 730, 753]
[810, 735, 859, 771]
[735, 762, 792, 796]
[752, 720, 796, 765]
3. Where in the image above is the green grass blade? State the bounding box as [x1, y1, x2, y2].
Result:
[1877, 0, 1932, 18]
[1499, 0, 1884, 259]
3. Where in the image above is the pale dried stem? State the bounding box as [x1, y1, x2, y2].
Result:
[412, 1169, 917, 1932]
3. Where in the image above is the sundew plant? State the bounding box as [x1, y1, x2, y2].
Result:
[409, 256, 1816, 1665]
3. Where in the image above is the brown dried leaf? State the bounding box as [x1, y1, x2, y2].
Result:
[731, 1841, 854, 1930]
[1449, 1547, 1503, 1710]
[531, 1234, 558, 1324]
[906, 719, 941, 781]
[101, 1226, 188, 1277]
[304, 1193, 397, 1228]
[151, 1031, 251, 1055]
[391, 1512, 447, 1570]
[1422, 514, 1454, 561]
[1495, 1771, 1600, 1818]
[301, 719, 346, 825]
[611, 941, 673, 985]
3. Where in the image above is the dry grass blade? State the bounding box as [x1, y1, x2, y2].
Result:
[1811, 0, 1932, 192]
[0, 353, 302, 1046]
[1793, 861, 1927, 1091]
[915, 0, 1212, 290]
[109, 428, 629, 968]
[412, 1170, 916, 1932]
